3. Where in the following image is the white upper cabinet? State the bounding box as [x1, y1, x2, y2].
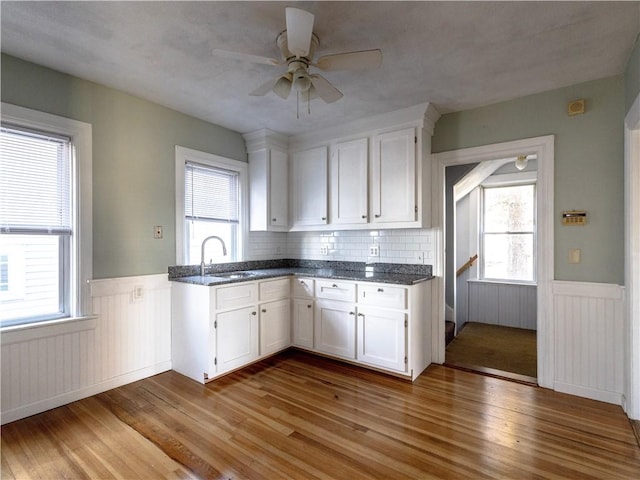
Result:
[288, 103, 440, 231]
[371, 128, 416, 224]
[291, 146, 328, 226]
[245, 129, 289, 232]
[330, 138, 369, 224]
[269, 149, 289, 228]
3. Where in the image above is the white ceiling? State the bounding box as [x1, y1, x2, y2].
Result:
[1, 1, 639, 136]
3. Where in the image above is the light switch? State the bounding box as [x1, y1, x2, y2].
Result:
[569, 248, 581, 264]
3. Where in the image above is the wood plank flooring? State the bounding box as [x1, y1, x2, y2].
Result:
[2, 350, 640, 479]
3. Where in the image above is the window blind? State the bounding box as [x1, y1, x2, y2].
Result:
[185, 161, 239, 223]
[0, 124, 72, 235]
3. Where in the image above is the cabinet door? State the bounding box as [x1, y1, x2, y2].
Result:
[292, 298, 314, 349]
[259, 298, 291, 355]
[371, 128, 416, 223]
[215, 306, 259, 374]
[357, 307, 407, 372]
[314, 299, 356, 359]
[269, 148, 288, 228]
[331, 138, 368, 224]
[292, 146, 328, 226]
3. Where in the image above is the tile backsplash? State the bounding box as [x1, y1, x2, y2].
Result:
[247, 229, 434, 265]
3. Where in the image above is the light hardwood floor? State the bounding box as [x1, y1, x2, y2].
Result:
[2, 350, 640, 479]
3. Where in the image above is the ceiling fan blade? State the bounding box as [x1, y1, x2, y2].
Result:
[315, 49, 382, 71]
[309, 74, 343, 103]
[250, 76, 281, 96]
[212, 48, 281, 66]
[285, 7, 314, 57]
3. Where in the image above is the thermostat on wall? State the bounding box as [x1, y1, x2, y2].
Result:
[562, 210, 587, 226]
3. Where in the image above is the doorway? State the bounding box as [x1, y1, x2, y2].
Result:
[444, 158, 538, 382]
[431, 135, 555, 389]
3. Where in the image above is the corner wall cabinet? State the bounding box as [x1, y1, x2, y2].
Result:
[173, 275, 431, 383]
[244, 129, 289, 232]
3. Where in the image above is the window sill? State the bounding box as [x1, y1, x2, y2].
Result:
[1, 315, 98, 345]
[467, 278, 537, 287]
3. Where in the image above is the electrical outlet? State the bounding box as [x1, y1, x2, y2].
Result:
[153, 225, 163, 239]
[369, 245, 380, 257]
[320, 246, 329, 255]
[132, 285, 144, 301]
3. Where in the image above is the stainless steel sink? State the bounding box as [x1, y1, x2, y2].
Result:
[216, 271, 257, 279]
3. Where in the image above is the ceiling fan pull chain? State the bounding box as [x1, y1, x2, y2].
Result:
[308, 90, 311, 115]
[296, 91, 300, 119]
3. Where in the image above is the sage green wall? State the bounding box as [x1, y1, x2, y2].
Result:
[626, 34, 640, 113]
[433, 76, 625, 284]
[1, 54, 247, 279]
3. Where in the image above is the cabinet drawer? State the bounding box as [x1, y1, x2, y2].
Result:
[259, 277, 290, 301]
[215, 283, 258, 310]
[291, 277, 315, 298]
[358, 284, 407, 309]
[316, 279, 356, 302]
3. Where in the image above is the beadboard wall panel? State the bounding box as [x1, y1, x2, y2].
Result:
[552, 281, 624, 405]
[467, 281, 537, 330]
[1, 274, 171, 424]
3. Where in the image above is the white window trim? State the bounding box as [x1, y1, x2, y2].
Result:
[1, 102, 93, 329]
[175, 146, 248, 265]
[479, 181, 537, 284]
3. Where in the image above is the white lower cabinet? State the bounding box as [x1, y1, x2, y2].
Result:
[172, 274, 430, 384]
[215, 306, 259, 374]
[314, 299, 356, 359]
[260, 298, 290, 355]
[357, 306, 407, 372]
[292, 297, 314, 349]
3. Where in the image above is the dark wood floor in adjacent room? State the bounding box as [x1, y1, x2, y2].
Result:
[2, 350, 639, 479]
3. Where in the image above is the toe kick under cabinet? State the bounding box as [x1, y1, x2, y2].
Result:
[172, 275, 430, 383]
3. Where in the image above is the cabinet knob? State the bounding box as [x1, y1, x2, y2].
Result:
[349, 311, 355, 316]
[307, 304, 312, 309]
[252, 311, 257, 316]
[300, 280, 305, 285]
[321, 217, 327, 221]
[261, 309, 267, 313]
[332, 284, 338, 288]
[374, 214, 381, 218]
[272, 218, 277, 222]
[362, 215, 367, 219]
[377, 288, 384, 293]
[358, 313, 365, 317]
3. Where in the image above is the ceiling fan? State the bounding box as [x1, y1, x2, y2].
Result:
[212, 7, 382, 105]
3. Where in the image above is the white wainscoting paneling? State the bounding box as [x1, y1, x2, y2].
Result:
[467, 280, 537, 330]
[552, 281, 624, 405]
[1, 274, 171, 424]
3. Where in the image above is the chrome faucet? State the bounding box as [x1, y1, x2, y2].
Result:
[200, 235, 227, 276]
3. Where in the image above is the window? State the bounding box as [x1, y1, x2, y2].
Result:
[481, 184, 536, 282]
[175, 146, 247, 265]
[0, 103, 92, 328]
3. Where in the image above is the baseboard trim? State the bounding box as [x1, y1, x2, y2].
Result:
[1, 361, 171, 425]
[554, 381, 622, 405]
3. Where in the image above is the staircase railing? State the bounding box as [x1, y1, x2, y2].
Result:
[456, 254, 478, 277]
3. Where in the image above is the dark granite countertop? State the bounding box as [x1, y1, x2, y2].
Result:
[168, 259, 433, 287]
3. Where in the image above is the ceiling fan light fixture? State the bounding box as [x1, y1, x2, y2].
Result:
[292, 68, 312, 92]
[273, 75, 292, 99]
